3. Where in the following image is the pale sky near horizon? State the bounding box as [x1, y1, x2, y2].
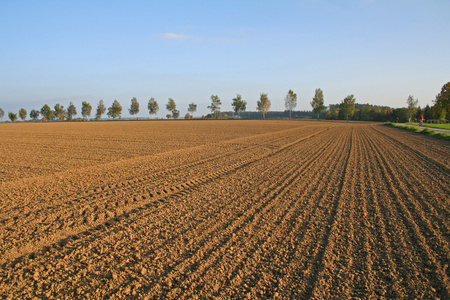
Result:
[0, 0, 449, 118]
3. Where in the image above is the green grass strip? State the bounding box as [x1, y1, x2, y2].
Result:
[385, 122, 450, 140]
[405, 122, 450, 130]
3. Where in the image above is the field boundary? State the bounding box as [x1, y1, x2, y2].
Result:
[384, 122, 450, 140]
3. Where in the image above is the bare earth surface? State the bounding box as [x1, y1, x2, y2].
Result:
[0, 120, 449, 299]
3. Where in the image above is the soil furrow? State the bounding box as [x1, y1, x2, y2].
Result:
[166, 128, 346, 299]
[307, 126, 356, 299]
[359, 126, 403, 297]
[1, 121, 449, 299]
[0, 125, 338, 298]
[364, 126, 449, 297]
[0, 126, 332, 263]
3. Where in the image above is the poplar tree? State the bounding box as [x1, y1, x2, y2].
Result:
[232, 94, 247, 118]
[285, 89, 297, 119]
[82, 101, 92, 119]
[406, 95, 418, 122]
[18, 108, 27, 121]
[148, 98, 159, 118]
[166, 98, 177, 119]
[107, 100, 122, 119]
[208, 95, 221, 119]
[67, 102, 77, 120]
[41, 104, 55, 121]
[54, 104, 66, 120]
[30, 109, 40, 121]
[257, 93, 271, 119]
[311, 88, 325, 120]
[8, 112, 18, 122]
[129, 97, 140, 116]
[96, 100, 106, 120]
[188, 103, 197, 116]
[340, 95, 356, 122]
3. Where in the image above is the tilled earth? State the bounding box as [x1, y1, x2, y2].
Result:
[0, 120, 449, 299]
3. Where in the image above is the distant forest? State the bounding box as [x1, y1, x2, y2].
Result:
[222, 103, 433, 123]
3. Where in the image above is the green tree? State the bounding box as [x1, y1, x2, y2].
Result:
[285, 89, 297, 119]
[257, 93, 271, 119]
[67, 102, 77, 120]
[41, 104, 55, 121]
[0, 108, 4, 122]
[424, 104, 433, 120]
[8, 112, 18, 122]
[129, 97, 140, 117]
[326, 104, 339, 120]
[30, 109, 40, 121]
[18, 108, 27, 121]
[393, 107, 409, 123]
[188, 102, 197, 116]
[148, 98, 159, 118]
[166, 98, 177, 118]
[107, 100, 122, 119]
[311, 88, 325, 120]
[406, 95, 419, 122]
[54, 103, 66, 120]
[208, 95, 222, 119]
[232, 94, 247, 118]
[416, 106, 423, 119]
[433, 81, 450, 121]
[96, 100, 106, 120]
[172, 109, 180, 119]
[340, 95, 356, 122]
[82, 101, 92, 120]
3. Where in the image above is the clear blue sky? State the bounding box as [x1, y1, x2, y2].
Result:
[1, 0, 449, 118]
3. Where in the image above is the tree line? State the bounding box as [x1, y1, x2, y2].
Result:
[325, 82, 449, 123]
[0, 90, 307, 122]
[1, 82, 448, 123]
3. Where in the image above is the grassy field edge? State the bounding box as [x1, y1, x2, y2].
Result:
[385, 122, 450, 140]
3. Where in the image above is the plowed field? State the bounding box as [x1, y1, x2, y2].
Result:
[0, 120, 449, 299]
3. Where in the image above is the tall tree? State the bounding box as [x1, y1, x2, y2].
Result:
[433, 81, 450, 121]
[18, 108, 27, 121]
[172, 109, 180, 119]
[41, 104, 55, 121]
[0, 108, 4, 122]
[340, 94, 356, 122]
[424, 104, 433, 120]
[166, 98, 177, 118]
[148, 98, 159, 118]
[257, 93, 271, 119]
[54, 103, 66, 120]
[96, 100, 106, 120]
[107, 100, 122, 119]
[285, 89, 297, 119]
[232, 94, 247, 118]
[81, 101, 92, 120]
[67, 102, 77, 120]
[311, 88, 325, 120]
[8, 112, 18, 122]
[30, 109, 40, 121]
[188, 103, 197, 116]
[406, 95, 419, 122]
[208, 95, 222, 119]
[416, 106, 423, 119]
[129, 97, 140, 117]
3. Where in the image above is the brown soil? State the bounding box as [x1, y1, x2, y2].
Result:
[0, 120, 448, 299]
